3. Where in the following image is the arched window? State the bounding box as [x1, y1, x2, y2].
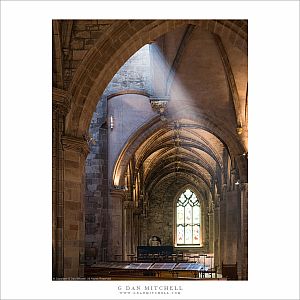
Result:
[176, 189, 201, 246]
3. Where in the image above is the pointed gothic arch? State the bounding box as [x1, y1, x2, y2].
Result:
[173, 185, 208, 247]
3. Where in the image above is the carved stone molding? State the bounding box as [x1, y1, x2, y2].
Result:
[240, 182, 248, 191]
[53, 88, 71, 116]
[236, 126, 243, 135]
[214, 194, 221, 208]
[209, 202, 215, 214]
[123, 200, 134, 210]
[61, 135, 89, 157]
[133, 207, 143, 215]
[149, 96, 169, 114]
[110, 189, 126, 200]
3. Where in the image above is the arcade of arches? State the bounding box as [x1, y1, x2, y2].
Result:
[52, 19, 248, 280]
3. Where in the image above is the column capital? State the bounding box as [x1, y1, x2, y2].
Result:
[133, 207, 143, 215]
[53, 88, 71, 116]
[240, 182, 248, 191]
[123, 200, 134, 210]
[149, 96, 169, 113]
[110, 189, 126, 200]
[214, 194, 221, 208]
[61, 135, 89, 157]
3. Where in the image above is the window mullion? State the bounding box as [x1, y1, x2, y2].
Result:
[191, 200, 194, 244]
[176, 189, 200, 246]
[183, 201, 186, 244]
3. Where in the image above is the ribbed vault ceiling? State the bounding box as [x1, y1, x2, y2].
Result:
[135, 120, 226, 193]
[109, 20, 247, 191]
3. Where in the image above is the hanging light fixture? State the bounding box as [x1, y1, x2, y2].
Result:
[110, 115, 114, 129]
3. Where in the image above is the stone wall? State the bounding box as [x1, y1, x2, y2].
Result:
[63, 20, 114, 90]
[85, 98, 109, 264]
[108, 94, 156, 183]
[62, 135, 89, 278]
[141, 178, 209, 249]
[103, 44, 151, 96]
[141, 182, 175, 246]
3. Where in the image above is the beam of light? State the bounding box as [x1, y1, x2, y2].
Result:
[150, 40, 248, 155]
[149, 42, 195, 117]
[110, 36, 247, 186]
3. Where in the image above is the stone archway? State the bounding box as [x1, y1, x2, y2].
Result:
[65, 20, 247, 137]
[52, 19, 248, 279]
[112, 112, 247, 188]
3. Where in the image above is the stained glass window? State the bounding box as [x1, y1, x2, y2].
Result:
[176, 189, 200, 245]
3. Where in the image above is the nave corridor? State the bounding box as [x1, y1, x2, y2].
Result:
[52, 19, 248, 281]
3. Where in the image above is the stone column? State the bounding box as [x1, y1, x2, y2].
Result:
[85, 97, 108, 265]
[205, 204, 210, 251]
[133, 208, 142, 254]
[219, 185, 227, 268]
[201, 202, 207, 250]
[52, 88, 70, 278]
[240, 183, 248, 280]
[208, 205, 215, 253]
[123, 200, 134, 261]
[61, 135, 89, 278]
[214, 195, 220, 272]
[225, 189, 238, 264]
[109, 189, 125, 261]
